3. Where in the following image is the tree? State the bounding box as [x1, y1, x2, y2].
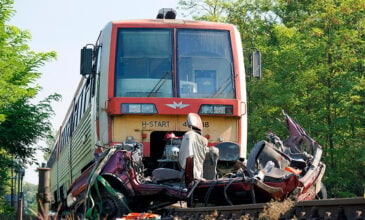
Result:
[0, 0, 59, 213]
[255, 0, 365, 197]
[178, 0, 230, 22]
[0, 95, 60, 164]
[23, 182, 38, 216]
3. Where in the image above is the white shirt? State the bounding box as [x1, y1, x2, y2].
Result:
[179, 130, 209, 179]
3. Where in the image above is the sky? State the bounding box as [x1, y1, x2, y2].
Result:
[10, 0, 180, 185]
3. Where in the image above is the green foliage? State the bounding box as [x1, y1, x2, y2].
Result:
[0, 152, 13, 214]
[23, 182, 38, 216]
[0, 0, 60, 213]
[43, 129, 58, 161]
[0, 1, 57, 122]
[0, 0, 14, 23]
[0, 94, 61, 164]
[178, 0, 365, 197]
[178, 0, 230, 22]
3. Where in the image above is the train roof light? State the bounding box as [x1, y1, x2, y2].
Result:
[156, 8, 176, 19]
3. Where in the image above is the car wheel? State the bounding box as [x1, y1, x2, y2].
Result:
[98, 188, 129, 219]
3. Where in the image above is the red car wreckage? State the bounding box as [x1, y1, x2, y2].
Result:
[62, 112, 326, 219]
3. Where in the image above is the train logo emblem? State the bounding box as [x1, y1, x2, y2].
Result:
[166, 101, 190, 109]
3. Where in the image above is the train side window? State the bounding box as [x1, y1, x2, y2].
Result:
[60, 131, 65, 152]
[78, 91, 84, 119]
[73, 103, 79, 128]
[79, 89, 84, 116]
[85, 83, 91, 108]
[83, 84, 90, 111]
[76, 95, 82, 123]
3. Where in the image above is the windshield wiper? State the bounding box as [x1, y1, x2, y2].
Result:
[210, 60, 234, 98]
[148, 71, 172, 97]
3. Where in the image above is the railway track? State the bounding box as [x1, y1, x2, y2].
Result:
[159, 197, 365, 219]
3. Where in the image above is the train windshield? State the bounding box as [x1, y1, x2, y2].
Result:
[114, 28, 235, 99]
[177, 29, 234, 99]
[115, 29, 174, 97]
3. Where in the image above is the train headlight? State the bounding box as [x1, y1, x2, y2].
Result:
[121, 103, 157, 114]
[199, 104, 233, 115]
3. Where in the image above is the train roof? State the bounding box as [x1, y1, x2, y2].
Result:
[105, 19, 237, 30]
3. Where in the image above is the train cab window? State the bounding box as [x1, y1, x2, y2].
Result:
[177, 30, 235, 99]
[115, 29, 173, 97]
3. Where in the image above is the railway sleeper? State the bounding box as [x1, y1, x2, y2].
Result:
[160, 197, 365, 220]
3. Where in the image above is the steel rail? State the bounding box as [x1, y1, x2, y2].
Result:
[160, 197, 365, 219]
